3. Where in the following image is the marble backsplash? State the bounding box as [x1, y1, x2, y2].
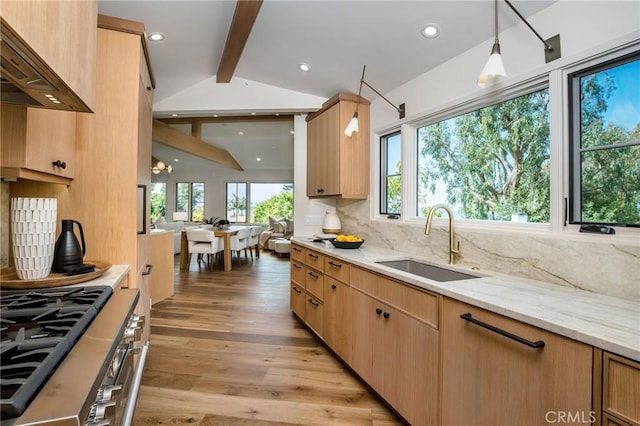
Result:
[337, 198, 640, 302]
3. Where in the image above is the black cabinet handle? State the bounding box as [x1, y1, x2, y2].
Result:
[52, 160, 66, 169]
[308, 298, 319, 307]
[293, 247, 302, 252]
[307, 272, 319, 279]
[331, 284, 337, 290]
[142, 264, 153, 276]
[376, 308, 382, 315]
[308, 253, 319, 259]
[383, 312, 390, 319]
[460, 313, 545, 349]
[328, 261, 342, 269]
[292, 286, 302, 294]
[146, 86, 152, 91]
[292, 264, 302, 269]
[317, 188, 325, 193]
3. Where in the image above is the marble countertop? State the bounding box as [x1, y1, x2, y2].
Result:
[292, 238, 640, 361]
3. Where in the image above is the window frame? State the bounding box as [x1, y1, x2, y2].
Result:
[226, 182, 248, 223]
[175, 181, 205, 222]
[567, 52, 640, 227]
[380, 130, 402, 216]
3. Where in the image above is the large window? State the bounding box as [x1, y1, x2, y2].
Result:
[416, 88, 550, 223]
[176, 182, 204, 222]
[380, 131, 401, 215]
[226, 182, 247, 222]
[226, 182, 293, 223]
[150, 182, 166, 222]
[569, 55, 640, 226]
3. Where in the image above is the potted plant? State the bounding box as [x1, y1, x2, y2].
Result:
[215, 219, 230, 229]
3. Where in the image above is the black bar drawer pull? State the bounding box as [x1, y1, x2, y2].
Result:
[292, 286, 302, 294]
[328, 261, 342, 269]
[293, 247, 302, 253]
[460, 313, 545, 349]
[308, 253, 319, 259]
[292, 264, 302, 269]
[308, 298, 319, 307]
[142, 264, 153, 276]
[307, 272, 319, 279]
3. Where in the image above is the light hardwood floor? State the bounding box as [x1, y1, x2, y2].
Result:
[133, 252, 404, 425]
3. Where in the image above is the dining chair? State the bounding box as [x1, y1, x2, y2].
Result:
[186, 229, 223, 270]
[248, 225, 265, 260]
[228, 226, 252, 265]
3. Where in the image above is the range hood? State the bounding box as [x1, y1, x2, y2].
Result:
[0, 18, 92, 113]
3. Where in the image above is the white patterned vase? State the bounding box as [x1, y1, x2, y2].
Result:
[11, 197, 58, 280]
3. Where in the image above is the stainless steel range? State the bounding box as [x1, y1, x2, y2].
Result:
[0, 285, 147, 425]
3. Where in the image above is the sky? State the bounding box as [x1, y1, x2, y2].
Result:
[601, 59, 640, 132]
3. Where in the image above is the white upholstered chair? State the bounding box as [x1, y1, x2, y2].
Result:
[186, 229, 223, 270]
[228, 226, 252, 264]
[248, 225, 266, 260]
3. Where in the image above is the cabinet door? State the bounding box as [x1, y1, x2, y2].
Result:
[306, 103, 340, 196]
[442, 297, 593, 426]
[603, 352, 640, 425]
[1, 106, 76, 181]
[290, 283, 306, 319]
[351, 289, 384, 392]
[323, 278, 352, 363]
[383, 304, 439, 426]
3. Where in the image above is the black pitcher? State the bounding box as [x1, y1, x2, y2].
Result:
[52, 220, 86, 273]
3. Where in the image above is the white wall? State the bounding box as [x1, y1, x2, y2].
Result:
[338, 0, 640, 301]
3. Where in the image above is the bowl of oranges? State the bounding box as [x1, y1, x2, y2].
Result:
[330, 234, 364, 249]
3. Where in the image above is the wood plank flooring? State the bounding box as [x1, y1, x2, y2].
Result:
[133, 252, 403, 425]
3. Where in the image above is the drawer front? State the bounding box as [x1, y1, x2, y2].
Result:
[290, 260, 306, 287]
[305, 250, 325, 272]
[305, 294, 323, 336]
[352, 266, 439, 328]
[291, 243, 305, 262]
[324, 256, 351, 283]
[290, 283, 306, 319]
[305, 269, 324, 301]
[604, 352, 640, 425]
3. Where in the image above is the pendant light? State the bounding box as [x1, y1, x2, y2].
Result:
[477, 0, 506, 88]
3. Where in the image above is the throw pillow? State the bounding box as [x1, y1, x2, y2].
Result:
[273, 220, 286, 234]
[155, 216, 167, 225]
[285, 218, 294, 235]
[268, 216, 279, 231]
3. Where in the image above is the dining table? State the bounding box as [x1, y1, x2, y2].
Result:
[180, 226, 241, 272]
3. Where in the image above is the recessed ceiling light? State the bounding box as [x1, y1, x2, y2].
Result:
[290, 130, 294, 134]
[298, 63, 311, 72]
[238, 131, 244, 136]
[174, 158, 179, 162]
[421, 24, 440, 38]
[251, 112, 256, 115]
[256, 157, 261, 161]
[148, 32, 165, 42]
[171, 113, 178, 117]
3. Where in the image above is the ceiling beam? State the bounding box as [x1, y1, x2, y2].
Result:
[156, 114, 294, 126]
[216, 0, 263, 83]
[152, 120, 244, 171]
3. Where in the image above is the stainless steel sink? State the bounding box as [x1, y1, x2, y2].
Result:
[375, 259, 481, 282]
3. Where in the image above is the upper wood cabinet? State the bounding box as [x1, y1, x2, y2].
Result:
[1, 105, 77, 185]
[306, 93, 370, 199]
[442, 297, 593, 426]
[1, 0, 97, 112]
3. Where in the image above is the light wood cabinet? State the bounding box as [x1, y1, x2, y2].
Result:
[441, 297, 593, 426]
[70, 17, 154, 343]
[1, 106, 77, 184]
[1, 0, 96, 111]
[290, 243, 325, 337]
[323, 275, 352, 363]
[351, 267, 439, 426]
[149, 231, 174, 305]
[306, 93, 370, 199]
[602, 352, 640, 426]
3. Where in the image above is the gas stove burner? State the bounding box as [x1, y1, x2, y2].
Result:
[0, 285, 113, 420]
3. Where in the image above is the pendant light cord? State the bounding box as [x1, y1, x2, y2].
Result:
[494, 0, 499, 43]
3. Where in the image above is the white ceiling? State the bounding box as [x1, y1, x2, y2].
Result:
[97, 0, 557, 172]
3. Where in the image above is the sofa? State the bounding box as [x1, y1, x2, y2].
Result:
[259, 217, 294, 250]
